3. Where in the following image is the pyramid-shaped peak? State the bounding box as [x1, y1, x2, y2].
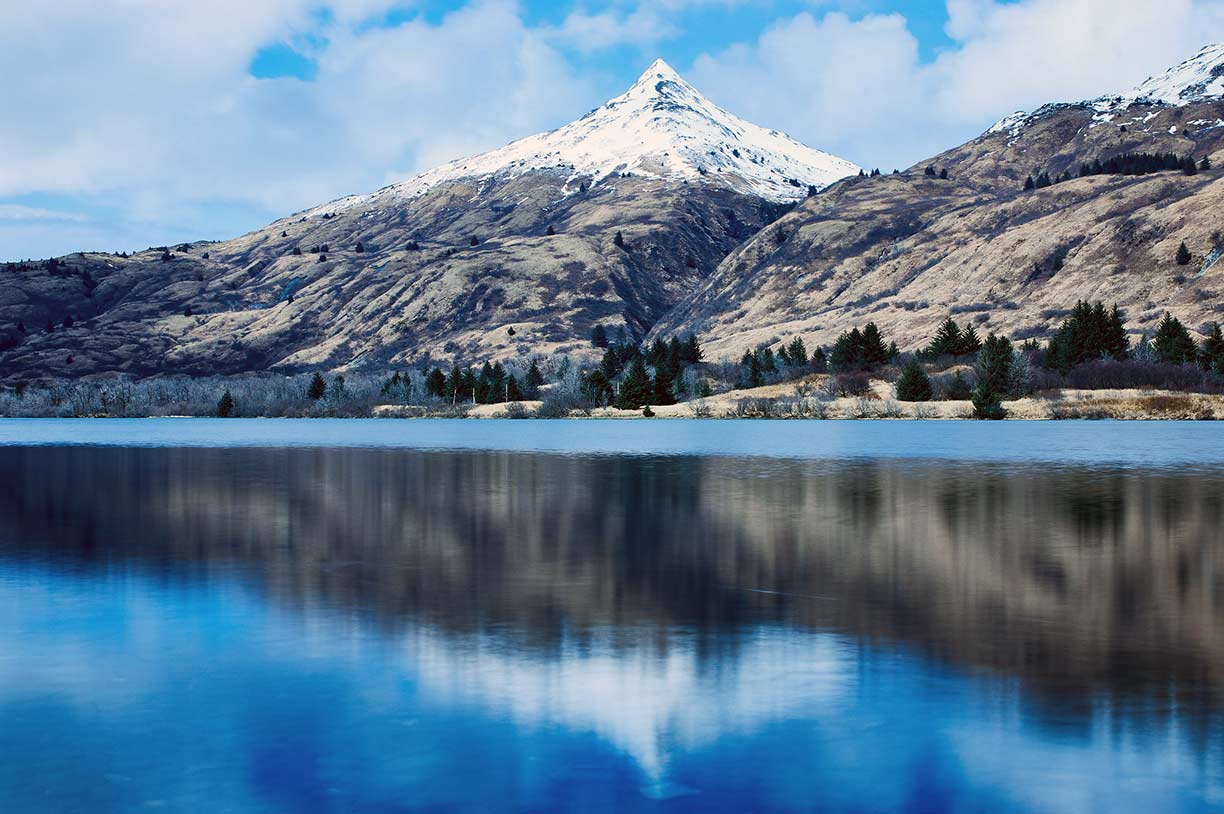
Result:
[626, 58, 697, 97]
[641, 58, 682, 81]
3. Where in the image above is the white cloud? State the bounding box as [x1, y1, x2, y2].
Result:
[3, 0, 1224, 259]
[689, 0, 1224, 170]
[0, 0, 597, 257]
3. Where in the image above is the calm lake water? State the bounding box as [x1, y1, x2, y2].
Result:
[3, 419, 1224, 813]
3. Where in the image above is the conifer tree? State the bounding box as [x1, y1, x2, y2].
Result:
[506, 374, 524, 402]
[861, 322, 890, 367]
[926, 316, 963, 357]
[617, 357, 653, 408]
[307, 372, 327, 400]
[652, 364, 676, 405]
[591, 324, 609, 348]
[976, 333, 1013, 396]
[759, 346, 778, 374]
[971, 381, 1006, 420]
[524, 360, 545, 398]
[1152, 312, 1198, 365]
[1023, 176, 1035, 191]
[1200, 323, 1224, 371]
[946, 370, 972, 400]
[957, 323, 983, 356]
[446, 365, 464, 404]
[425, 367, 446, 398]
[1176, 242, 1192, 266]
[216, 389, 235, 418]
[1201, 156, 1213, 171]
[581, 369, 613, 406]
[647, 337, 668, 367]
[811, 346, 828, 373]
[682, 333, 703, 364]
[786, 336, 808, 367]
[895, 361, 932, 402]
[614, 231, 626, 249]
[740, 349, 764, 388]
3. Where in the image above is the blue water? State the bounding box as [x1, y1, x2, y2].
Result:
[2, 425, 1224, 812]
[1, 417, 1223, 466]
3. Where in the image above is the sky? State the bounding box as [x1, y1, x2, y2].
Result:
[2, 0, 1223, 260]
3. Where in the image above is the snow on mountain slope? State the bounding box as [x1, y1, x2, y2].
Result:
[307, 59, 858, 217]
[990, 42, 1224, 137]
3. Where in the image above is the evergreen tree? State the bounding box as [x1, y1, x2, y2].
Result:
[927, 317, 963, 356]
[895, 361, 932, 402]
[329, 374, 346, 401]
[647, 338, 668, 367]
[462, 368, 479, 403]
[861, 322, 890, 367]
[490, 362, 507, 402]
[925, 166, 936, 176]
[216, 389, 235, 418]
[811, 346, 828, 373]
[939, 168, 949, 180]
[971, 382, 1006, 419]
[829, 328, 863, 372]
[617, 357, 653, 408]
[581, 369, 613, 405]
[1152, 312, 1199, 365]
[786, 336, 808, 367]
[546, 225, 556, 236]
[506, 374, 524, 402]
[946, 370, 973, 400]
[1045, 300, 1129, 373]
[1183, 157, 1198, 176]
[446, 365, 464, 404]
[740, 349, 764, 388]
[1023, 176, 1036, 191]
[1201, 156, 1213, 171]
[976, 333, 1013, 396]
[1176, 242, 1192, 266]
[524, 360, 545, 398]
[652, 363, 676, 405]
[614, 231, 626, 249]
[591, 324, 609, 348]
[600, 347, 623, 380]
[759, 346, 778, 374]
[62, 314, 73, 329]
[425, 367, 446, 398]
[354, 241, 365, 253]
[307, 372, 327, 400]
[682, 333, 703, 364]
[957, 323, 983, 356]
[1200, 323, 1224, 371]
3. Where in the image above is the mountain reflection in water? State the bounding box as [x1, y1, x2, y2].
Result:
[2, 445, 1223, 812]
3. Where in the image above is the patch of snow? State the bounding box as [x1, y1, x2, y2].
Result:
[987, 42, 1224, 138]
[302, 60, 859, 219]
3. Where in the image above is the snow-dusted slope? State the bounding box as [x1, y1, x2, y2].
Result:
[990, 42, 1224, 135]
[310, 59, 858, 216]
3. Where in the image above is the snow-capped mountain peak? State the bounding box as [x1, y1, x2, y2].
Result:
[309, 59, 859, 216]
[989, 42, 1224, 136]
[1114, 42, 1224, 107]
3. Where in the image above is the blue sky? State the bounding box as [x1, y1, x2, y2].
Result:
[1, 0, 1221, 260]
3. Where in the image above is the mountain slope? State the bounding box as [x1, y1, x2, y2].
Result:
[0, 62, 857, 380]
[651, 44, 1224, 358]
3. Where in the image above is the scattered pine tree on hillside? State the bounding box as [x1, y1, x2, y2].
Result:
[1176, 242, 1192, 266]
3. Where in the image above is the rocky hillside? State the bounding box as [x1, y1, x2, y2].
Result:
[0, 62, 856, 380]
[650, 44, 1224, 358]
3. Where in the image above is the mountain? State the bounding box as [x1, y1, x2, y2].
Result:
[651, 44, 1224, 358]
[0, 61, 858, 380]
[317, 59, 858, 213]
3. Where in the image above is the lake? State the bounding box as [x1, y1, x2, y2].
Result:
[2, 419, 1224, 813]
